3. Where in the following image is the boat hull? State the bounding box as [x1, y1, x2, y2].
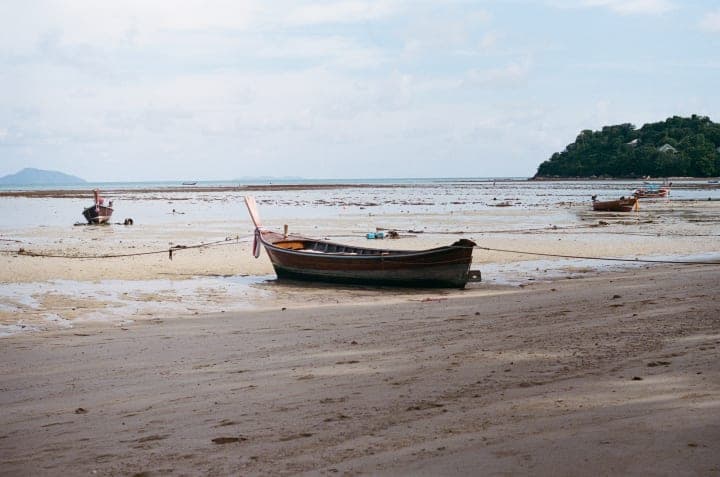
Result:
[633, 190, 668, 198]
[592, 198, 637, 212]
[82, 205, 114, 224]
[260, 233, 476, 288]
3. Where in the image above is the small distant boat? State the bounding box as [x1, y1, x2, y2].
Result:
[182, 181, 198, 186]
[244, 196, 477, 288]
[82, 189, 113, 224]
[591, 195, 638, 212]
[633, 183, 670, 198]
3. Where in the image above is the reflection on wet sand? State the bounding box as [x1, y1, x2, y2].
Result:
[1, 180, 719, 334]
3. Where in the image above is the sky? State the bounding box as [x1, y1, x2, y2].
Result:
[1, 0, 719, 181]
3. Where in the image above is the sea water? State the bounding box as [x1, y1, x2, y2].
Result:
[1, 178, 716, 229]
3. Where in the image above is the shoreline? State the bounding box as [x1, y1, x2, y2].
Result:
[1, 264, 718, 475]
[1, 177, 719, 198]
[0, 184, 421, 198]
[2, 189, 720, 335]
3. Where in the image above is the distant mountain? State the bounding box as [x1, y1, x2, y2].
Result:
[0, 168, 87, 185]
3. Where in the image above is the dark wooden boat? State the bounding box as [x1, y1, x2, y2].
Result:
[82, 189, 113, 224]
[244, 196, 477, 288]
[591, 195, 638, 212]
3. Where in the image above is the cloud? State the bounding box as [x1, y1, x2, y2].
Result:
[0, 1, 257, 53]
[1, 1, 716, 181]
[548, 0, 676, 15]
[478, 31, 499, 50]
[253, 36, 387, 70]
[459, 58, 532, 89]
[282, 1, 400, 26]
[401, 8, 493, 56]
[699, 9, 720, 32]
[0, 1, 402, 54]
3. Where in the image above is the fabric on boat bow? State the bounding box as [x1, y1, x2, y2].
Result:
[253, 229, 262, 258]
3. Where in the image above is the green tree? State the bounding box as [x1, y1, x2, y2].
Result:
[534, 115, 720, 178]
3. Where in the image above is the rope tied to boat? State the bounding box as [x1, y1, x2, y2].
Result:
[474, 245, 720, 266]
[5, 235, 252, 260]
[4, 235, 719, 266]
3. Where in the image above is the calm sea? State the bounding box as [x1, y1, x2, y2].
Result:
[1, 178, 716, 229]
[0, 177, 528, 191]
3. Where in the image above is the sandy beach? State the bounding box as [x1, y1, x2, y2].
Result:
[1, 264, 718, 475]
[1, 182, 720, 475]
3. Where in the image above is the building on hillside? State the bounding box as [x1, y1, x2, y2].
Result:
[658, 143, 678, 154]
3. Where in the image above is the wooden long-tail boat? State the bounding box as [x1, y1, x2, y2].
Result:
[591, 195, 638, 212]
[633, 185, 669, 198]
[82, 189, 114, 224]
[244, 196, 477, 288]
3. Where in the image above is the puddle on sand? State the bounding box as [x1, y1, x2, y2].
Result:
[0, 274, 274, 336]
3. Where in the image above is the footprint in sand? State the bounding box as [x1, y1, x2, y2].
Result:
[212, 436, 247, 444]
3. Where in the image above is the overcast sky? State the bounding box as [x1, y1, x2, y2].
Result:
[1, 0, 719, 181]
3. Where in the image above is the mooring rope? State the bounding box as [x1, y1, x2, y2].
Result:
[363, 224, 720, 237]
[3, 234, 719, 266]
[1, 235, 252, 260]
[474, 245, 720, 265]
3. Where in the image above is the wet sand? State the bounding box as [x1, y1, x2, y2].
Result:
[2, 195, 720, 332]
[1, 264, 719, 475]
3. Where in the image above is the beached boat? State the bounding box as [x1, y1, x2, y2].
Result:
[82, 189, 113, 224]
[244, 196, 477, 288]
[633, 183, 669, 198]
[591, 195, 638, 212]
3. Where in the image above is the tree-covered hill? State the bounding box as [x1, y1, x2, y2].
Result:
[534, 115, 720, 178]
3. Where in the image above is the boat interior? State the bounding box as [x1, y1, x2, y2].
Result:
[271, 239, 398, 256]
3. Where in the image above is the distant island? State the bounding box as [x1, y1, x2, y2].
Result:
[534, 115, 720, 179]
[0, 168, 87, 185]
